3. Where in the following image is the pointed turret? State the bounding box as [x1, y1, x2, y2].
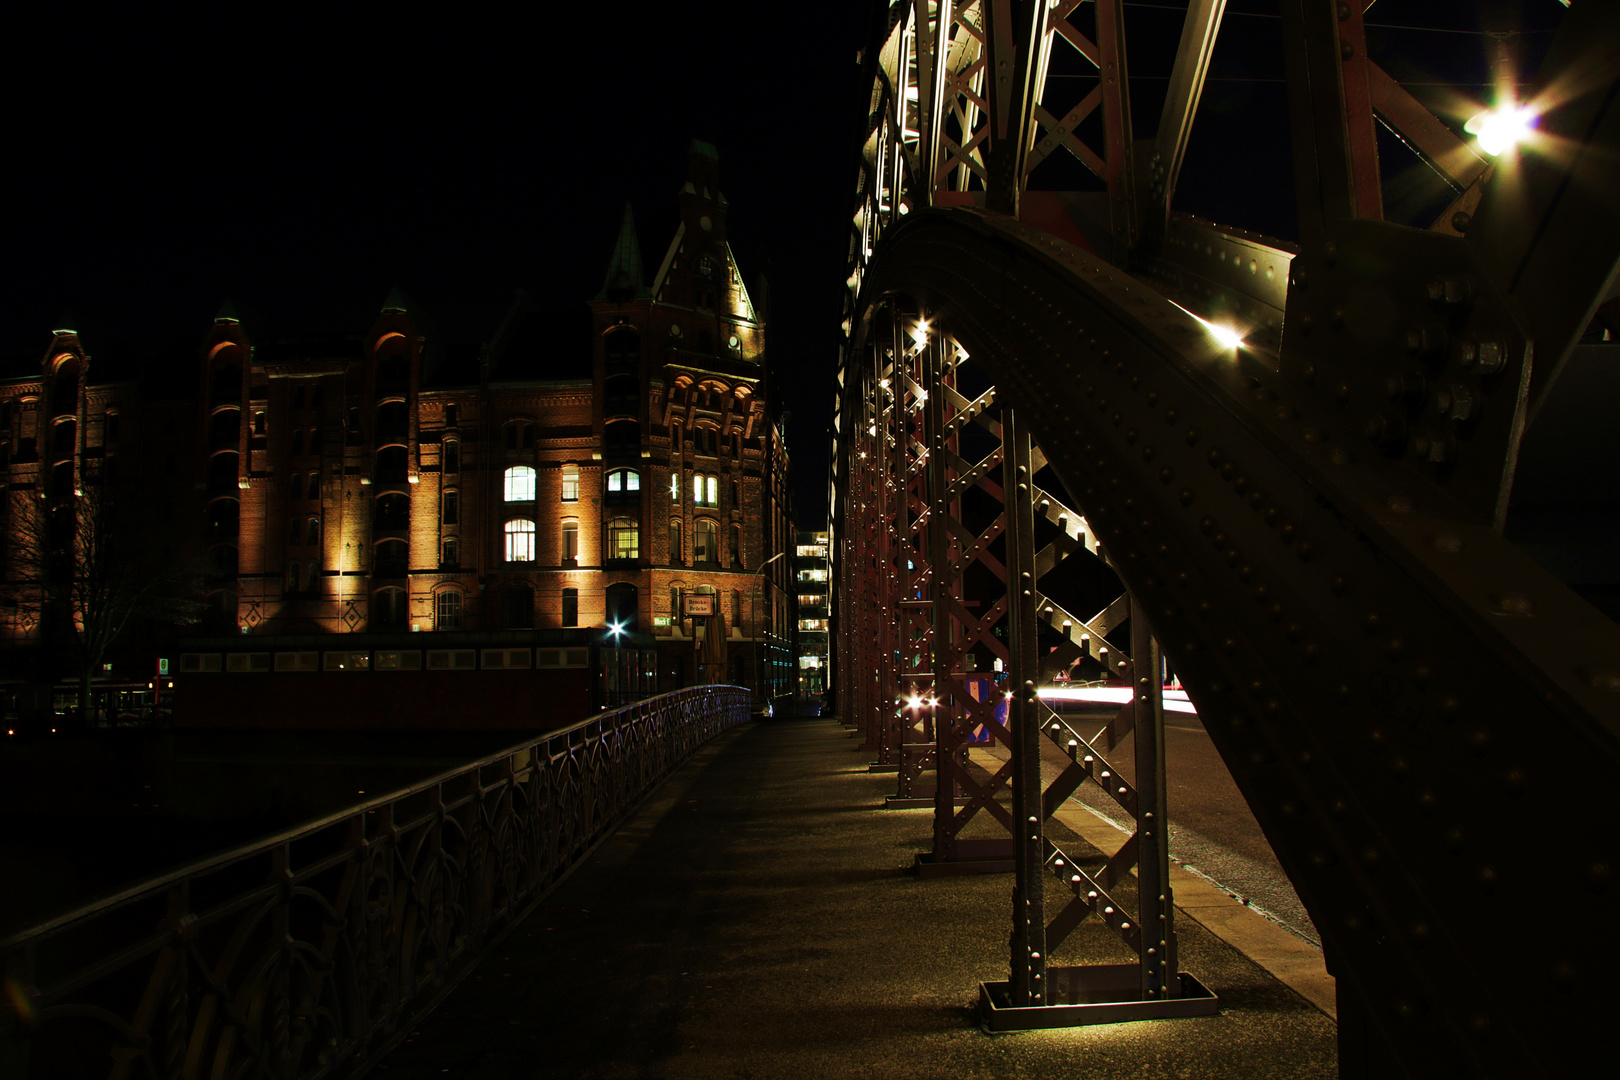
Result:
[596, 203, 650, 302]
[52, 310, 79, 336]
[214, 298, 241, 324]
[381, 286, 409, 314]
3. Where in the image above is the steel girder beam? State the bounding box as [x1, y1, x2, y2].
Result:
[844, 295, 1214, 1006]
[831, 4, 1620, 1073]
[853, 204, 1620, 1078]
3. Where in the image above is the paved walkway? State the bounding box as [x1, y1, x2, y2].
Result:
[370, 717, 1338, 1079]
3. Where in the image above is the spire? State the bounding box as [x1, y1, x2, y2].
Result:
[381, 286, 409, 313]
[214, 297, 241, 324]
[596, 203, 650, 302]
[52, 310, 79, 336]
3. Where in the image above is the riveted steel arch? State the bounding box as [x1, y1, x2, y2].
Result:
[843, 200, 1620, 1077]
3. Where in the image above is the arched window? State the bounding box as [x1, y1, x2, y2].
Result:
[561, 587, 579, 627]
[604, 419, 639, 457]
[306, 518, 321, 547]
[504, 421, 535, 450]
[443, 439, 460, 474]
[288, 473, 303, 502]
[670, 472, 680, 502]
[605, 329, 640, 376]
[505, 464, 536, 501]
[730, 524, 742, 567]
[442, 489, 459, 526]
[561, 463, 579, 501]
[561, 519, 579, 564]
[695, 519, 718, 563]
[607, 517, 639, 560]
[373, 588, 407, 630]
[375, 538, 407, 578]
[52, 418, 75, 457]
[436, 589, 462, 630]
[606, 468, 639, 493]
[375, 446, 407, 485]
[505, 518, 536, 562]
[605, 582, 638, 630]
[376, 492, 409, 531]
[669, 520, 682, 565]
[694, 473, 718, 507]
[441, 537, 459, 568]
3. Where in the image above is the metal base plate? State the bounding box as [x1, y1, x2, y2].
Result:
[867, 762, 901, 773]
[978, 966, 1219, 1031]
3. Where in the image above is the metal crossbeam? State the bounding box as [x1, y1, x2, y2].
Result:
[832, 2, 1620, 1074]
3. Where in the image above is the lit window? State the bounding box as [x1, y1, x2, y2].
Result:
[607, 468, 640, 493]
[561, 520, 578, 562]
[505, 518, 536, 562]
[694, 473, 718, 508]
[505, 465, 536, 501]
[670, 473, 680, 502]
[436, 590, 462, 630]
[608, 517, 639, 560]
[561, 464, 579, 501]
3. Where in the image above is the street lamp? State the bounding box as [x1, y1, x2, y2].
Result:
[751, 550, 787, 713]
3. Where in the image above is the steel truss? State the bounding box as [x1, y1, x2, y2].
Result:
[832, 2, 1620, 1076]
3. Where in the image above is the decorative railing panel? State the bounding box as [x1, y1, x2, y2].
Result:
[0, 685, 748, 1079]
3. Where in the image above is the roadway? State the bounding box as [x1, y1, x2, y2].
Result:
[1051, 703, 1321, 948]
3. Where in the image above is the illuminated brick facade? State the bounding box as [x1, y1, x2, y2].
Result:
[1, 143, 797, 714]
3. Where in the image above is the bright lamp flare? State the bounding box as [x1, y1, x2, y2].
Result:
[1466, 104, 1536, 156]
[905, 693, 925, 710]
[1207, 322, 1245, 350]
[1169, 300, 1245, 351]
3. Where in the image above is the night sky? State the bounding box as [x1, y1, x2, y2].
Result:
[4, 2, 1565, 520]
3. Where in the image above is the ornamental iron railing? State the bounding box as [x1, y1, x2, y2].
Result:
[0, 684, 749, 1079]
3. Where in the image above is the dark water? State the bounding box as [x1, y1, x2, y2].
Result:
[0, 728, 531, 937]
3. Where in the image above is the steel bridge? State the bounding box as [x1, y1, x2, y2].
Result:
[831, 2, 1618, 1077]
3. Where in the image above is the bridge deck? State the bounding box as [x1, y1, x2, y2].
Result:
[369, 717, 1337, 1079]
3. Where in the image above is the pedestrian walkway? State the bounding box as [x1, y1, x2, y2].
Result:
[370, 718, 1338, 1079]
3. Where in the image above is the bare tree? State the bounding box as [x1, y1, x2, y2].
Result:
[8, 473, 206, 726]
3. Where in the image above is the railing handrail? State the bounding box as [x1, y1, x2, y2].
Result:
[1, 685, 747, 952]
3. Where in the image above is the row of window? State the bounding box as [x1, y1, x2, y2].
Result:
[180, 646, 590, 674]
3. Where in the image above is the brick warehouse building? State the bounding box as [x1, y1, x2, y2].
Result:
[0, 142, 797, 729]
